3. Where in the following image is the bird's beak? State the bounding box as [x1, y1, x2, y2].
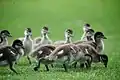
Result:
[8, 34, 12, 37]
[103, 36, 107, 39]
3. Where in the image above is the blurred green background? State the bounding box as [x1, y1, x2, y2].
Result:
[0, 0, 120, 39]
[0, 0, 120, 80]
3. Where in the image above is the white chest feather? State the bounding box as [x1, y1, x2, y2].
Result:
[97, 40, 104, 53]
[23, 38, 33, 53]
[101, 40, 104, 51]
[23, 40, 33, 46]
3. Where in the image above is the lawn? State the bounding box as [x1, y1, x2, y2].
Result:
[0, 0, 120, 80]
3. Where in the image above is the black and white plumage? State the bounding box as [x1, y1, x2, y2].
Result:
[74, 32, 107, 54]
[31, 44, 55, 71]
[0, 30, 12, 48]
[93, 32, 107, 53]
[0, 39, 24, 74]
[75, 43, 108, 68]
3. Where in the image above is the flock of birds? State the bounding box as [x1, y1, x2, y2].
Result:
[0, 23, 108, 74]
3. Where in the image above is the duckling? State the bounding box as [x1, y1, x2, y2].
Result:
[31, 44, 55, 71]
[81, 23, 92, 41]
[36, 44, 92, 71]
[0, 39, 24, 74]
[34, 26, 52, 49]
[54, 29, 73, 45]
[0, 30, 12, 48]
[31, 44, 55, 58]
[93, 32, 107, 53]
[81, 29, 95, 41]
[76, 43, 108, 67]
[74, 32, 107, 54]
[19, 28, 33, 64]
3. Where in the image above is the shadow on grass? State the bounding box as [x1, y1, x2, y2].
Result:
[0, 63, 110, 76]
[32, 65, 108, 74]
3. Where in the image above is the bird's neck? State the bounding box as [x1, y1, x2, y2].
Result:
[24, 35, 31, 40]
[42, 34, 49, 40]
[94, 38, 103, 44]
[0, 37, 8, 44]
[94, 38, 104, 53]
[65, 37, 72, 43]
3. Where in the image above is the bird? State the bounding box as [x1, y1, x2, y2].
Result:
[0, 39, 24, 74]
[18, 28, 33, 64]
[54, 29, 73, 45]
[0, 30, 12, 48]
[34, 26, 52, 49]
[74, 32, 107, 54]
[81, 23, 93, 41]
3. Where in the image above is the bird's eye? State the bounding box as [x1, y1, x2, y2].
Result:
[97, 35, 101, 38]
[17, 43, 21, 46]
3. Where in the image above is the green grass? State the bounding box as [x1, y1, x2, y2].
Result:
[0, 0, 120, 80]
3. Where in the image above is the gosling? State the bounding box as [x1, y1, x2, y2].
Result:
[18, 28, 33, 64]
[0, 30, 12, 48]
[0, 39, 24, 74]
[34, 26, 52, 49]
[36, 44, 92, 71]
